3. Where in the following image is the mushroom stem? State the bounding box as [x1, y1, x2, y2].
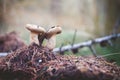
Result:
[46, 35, 56, 50]
[30, 32, 40, 45]
[45, 26, 62, 50]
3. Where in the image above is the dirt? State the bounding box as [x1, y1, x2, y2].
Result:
[0, 43, 120, 80]
[0, 31, 26, 52]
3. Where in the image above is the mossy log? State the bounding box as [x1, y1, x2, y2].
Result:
[0, 43, 120, 80]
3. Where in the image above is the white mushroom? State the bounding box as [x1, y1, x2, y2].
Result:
[26, 24, 46, 45]
[45, 26, 62, 50]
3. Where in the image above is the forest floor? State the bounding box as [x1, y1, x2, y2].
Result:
[0, 42, 120, 80]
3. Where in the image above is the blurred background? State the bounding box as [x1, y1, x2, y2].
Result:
[0, 0, 120, 65]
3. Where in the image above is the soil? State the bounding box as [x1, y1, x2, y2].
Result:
[0, 31, 26, 52]
[0, 43, 120, 80]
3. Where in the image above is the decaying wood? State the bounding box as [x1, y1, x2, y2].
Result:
[0, 43, 120, 80]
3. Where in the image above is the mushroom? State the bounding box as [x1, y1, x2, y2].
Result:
[26, 24, 46, 45]
[45, 26, 62, 50]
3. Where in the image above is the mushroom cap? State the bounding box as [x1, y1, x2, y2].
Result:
[26, 24, 46, 33]
[46, 26, 62, 39]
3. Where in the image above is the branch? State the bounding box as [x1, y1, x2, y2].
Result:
[53, 33, 120, 54]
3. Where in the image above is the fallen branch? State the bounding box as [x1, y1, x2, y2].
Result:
[53, 33, 120, 54]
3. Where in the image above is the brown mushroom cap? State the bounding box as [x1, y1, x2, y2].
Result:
[26, 24, 46, 33]
[46, 26, 62, 39]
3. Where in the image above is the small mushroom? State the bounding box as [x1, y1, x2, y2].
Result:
[45, 26, 62, 50]
[26, 24, 46, 45]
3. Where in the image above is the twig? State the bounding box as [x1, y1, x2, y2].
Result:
[71, 29, 77, 46]
[88, 45, 97, 57]
[99, 52, 120, 57]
